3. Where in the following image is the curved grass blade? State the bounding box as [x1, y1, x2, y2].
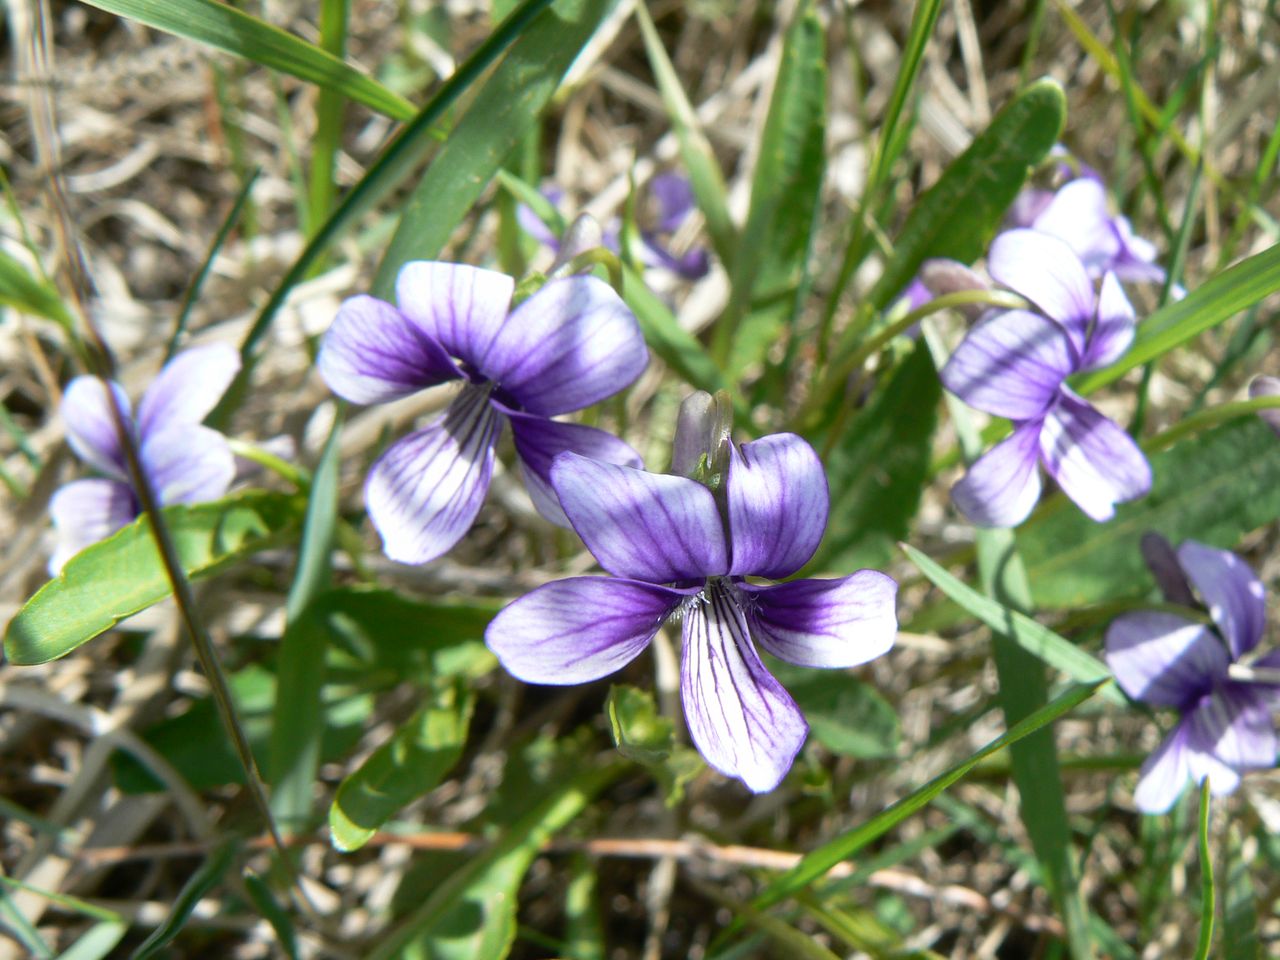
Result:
[130, 841, 238, 960]
[4, 491, 303, 665]
[80, 0, 414, 122]
[371, 0, 615, 293]
[1193, 780, 1215, 960]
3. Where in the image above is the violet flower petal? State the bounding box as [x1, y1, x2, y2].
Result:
[551, 452, 728, 582]
[1188, 686, 1277, 770]
[141, 425, 237, 506]
[951, 421, 1044, 527]
[48, 478, 138, 574]
[136, 343, 241, 438]
[1104, 611, 1229, 707]
[649, 173, 696, 233]
[939, 309, 1076, 420]
[480, 276, 647, 416]
[1248, 375, 1280, 436]
[1039, 389, 1151, 522]
[680, 582, 808, 793]
[62, 376, 132, 481]
[502, 405, 643, 527]
[1176, 540, 1267, 658]
[726, 433, 827, 579]
[1133, 721, 1192, 814]
[1029, 177, 1120, 272]
[1139, 532, 1197, 606]
[318, 295, 462, 404]
[395, 261, 516, 370]
[364, 387, 503, 564]
[987, 229, 1094, 352]
[485, 576, 688, 684]
[742, 571, 898, 669]
[1082, 272, 1137, 371]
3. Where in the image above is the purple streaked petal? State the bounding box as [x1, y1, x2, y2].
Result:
[638, 235, 710, 280]
[1185, 745, 1241, 798]
[1187, 686, 1277, 770]
[1081, 271, 1136, 371]
[551, 453, 727, 582]
[1139, 532, 1197, 607]
[1039, 389, 1151, 522]
[1176, 540, 1267, 659]
[480, 276, 647, 415]
[1008, 187, 1055, 228]
[680, 582, 808, 792]
[141, 425, 236, 505]
[395, 261, 515, 370]
[502, 405, 643, 527]
[1030, 178, 1119, 273]
[1104, 611, 1228, 708]
[1111, 217, 1167, 286]
[939, 309, 1076, 419]
[726, 433, 827, 579]
[62, 376, 132, 480]
[48, 478, 138, 574]
[1133, 722, 1192, 814]
[137, 343, 241, 438]
[951, 421, 1044, 528]
[485, 576, 688, 684]
[1248, 375, 1280, 436]
[1250, 649, 1280, 707]
[987, 229, 1095, 351]
[649, 173, 696, 233]
[742, 571, 897, 669]
[364, 387, 503, 564]
[318, 295, 461, 404]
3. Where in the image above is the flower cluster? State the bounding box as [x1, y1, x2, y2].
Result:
[1106, 538, 1280, 813]
[50, 344, 241, 573]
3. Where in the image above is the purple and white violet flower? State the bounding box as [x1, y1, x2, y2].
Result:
[1106, 537, 1280, 814]
[940, 228, 1152, 527]
[485, 409, 898, 793]
[50, 344, 242, 573]
[318, 262, 648, 564]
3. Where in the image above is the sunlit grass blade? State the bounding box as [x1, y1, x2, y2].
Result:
[57, 921, 129, 960]
[238, 0, 559, 359]
[1193, 781, 1215, 960]
[81, 0, 414, 121]
[0, 246, 75, 330]
[371, 0, 614, 293]
[307, 0, 350, 235]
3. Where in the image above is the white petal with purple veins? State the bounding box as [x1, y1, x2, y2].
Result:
[318, 295, 461, 404]
[486, 576, 688, 684]
[48, 478, 139, 574]
[141, 425, 237, 506]
[726, 434, 827, 579]
[1030, 178, 1120, 273]
[1082, 272, 1136, 371]
[365, 387, 503, 564]
[62, 376, 133, 480]
[481, 276, 647, 416]
[1039, 389, 1151, 522]
[137, 343, 242, 437]
[551, 453, 727, 583]
[680, 582, 808, 792]
[952, 421, 1044, 528]
[939, 309, 1077, 419]
[1176, 540, 1267, 658]
[987, 229, 1095, 352]
[1133, 722, 1192, 814]
[502, 406, 642, 527]
[1104, 611, 1228, 708]
[1187, 686, 1277, 770]
[743, 571, 897, 669]
[395, 261, 515, 369]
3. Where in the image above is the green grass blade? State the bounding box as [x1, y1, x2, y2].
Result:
[238, 0, 558, 359]
[0, 879, 54, 958]
[622, 264, 728, 396]
[1193, 780, 1215, 960]
[4, 491, 304, 664]
[371, 0, 615, 294]
[1075, 242, 1280, 394]
[0, 246, 75, 330]
[130, 841, 238, 960]
[243, 873, 300, 960]
[57, 921, 129, 960]
[80, 0, 414, 121]
[741, 680, 1104, 918]
[634, 3, 736, 269]
[307, 0, 350, 234]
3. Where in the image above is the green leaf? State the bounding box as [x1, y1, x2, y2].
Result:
[777, 668, 900, 759]
[330, 680, 474, 852]
[4, 491, 303, 665]
[718, 6, 826, 377]
[371, 0, 616, 294]
[742, 681, 1103, 919]
[131, 841, 238, 960]
[0, 248, 74, 329]
[80, 0, 415, 121]
[1019, 417, 1280, 608]
[606, 684, 702, 805]
[1075, 241, 1280, 395]
[901, 543, 1121, 702]
[811, 340, 940, 572]
[368, 762, 623, 960]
